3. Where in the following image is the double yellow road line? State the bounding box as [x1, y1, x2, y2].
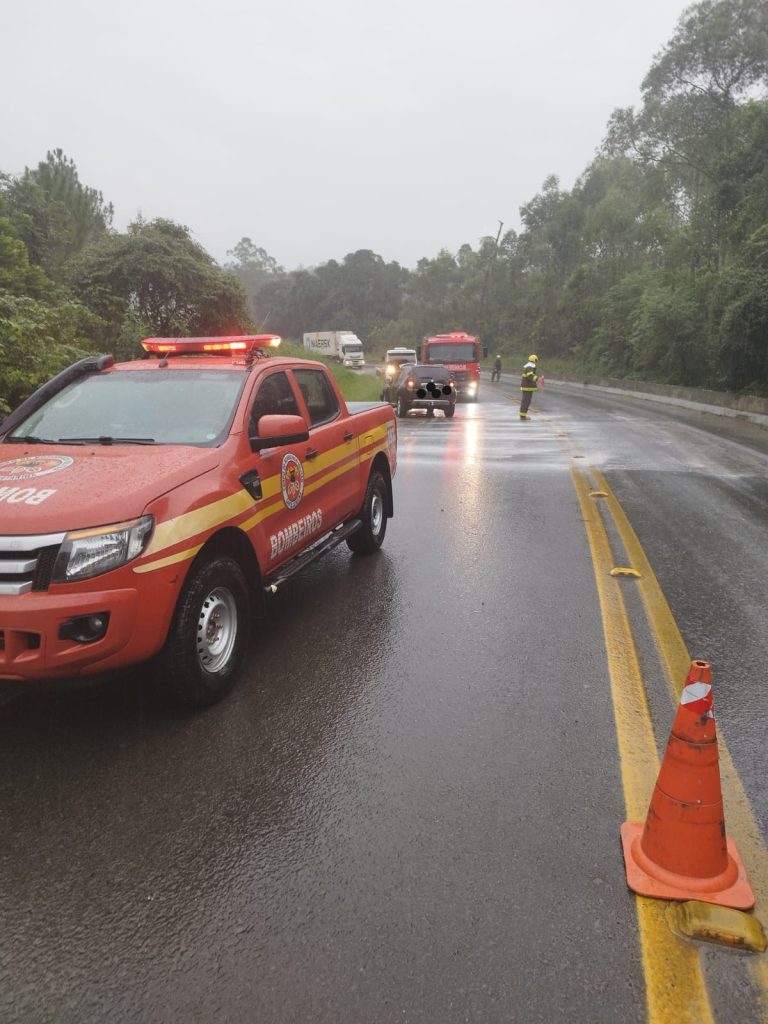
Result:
[571, 465, 768, 1024]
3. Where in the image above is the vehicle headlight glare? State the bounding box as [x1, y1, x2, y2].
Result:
[53, 516, 155, 582]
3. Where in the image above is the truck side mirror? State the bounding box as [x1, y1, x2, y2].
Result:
[483, 347, 488, 358]
[250, 413, 309, 451]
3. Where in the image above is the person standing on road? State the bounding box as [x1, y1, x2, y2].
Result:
[519, 354, 539, 420]
[492, 354, 502, 382]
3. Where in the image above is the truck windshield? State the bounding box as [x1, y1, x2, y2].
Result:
[342, 344, 363, 353]
[426, 343, 476, 362]
[9, 370, 247, 446]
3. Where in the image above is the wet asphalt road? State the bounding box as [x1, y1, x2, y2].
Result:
[1, 381, 766, 1023]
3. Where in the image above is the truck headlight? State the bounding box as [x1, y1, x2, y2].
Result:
[53, 516, 154, 582]
[467, 381, 477, 392]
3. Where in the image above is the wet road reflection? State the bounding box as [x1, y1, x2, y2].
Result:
[2, 387, 765, 1023]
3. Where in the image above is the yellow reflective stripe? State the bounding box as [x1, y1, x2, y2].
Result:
[360, 442, 388, 464]
[304, 456, 359, 497]
[302, 444, 354, 479]
[139, 424, 387, 562]
[240, 496, 286, 532]
[134, 544, 202, 574]
[145, 491, 253, 558]
[259, 472, 282, 500]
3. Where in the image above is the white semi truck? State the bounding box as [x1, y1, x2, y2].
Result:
[303, 331, 365, 368]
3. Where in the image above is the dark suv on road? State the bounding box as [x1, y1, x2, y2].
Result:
[382, 364, 457, 418]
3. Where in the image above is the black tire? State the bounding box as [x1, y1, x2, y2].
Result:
[445, 404, 456, 418]
[347, 470, 388, 554]
[156, 555, 251, 708]
[426, 407, 435, 417]
[397, 396, 410, 418]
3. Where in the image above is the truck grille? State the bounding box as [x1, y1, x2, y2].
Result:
[0, 533, 65, 595]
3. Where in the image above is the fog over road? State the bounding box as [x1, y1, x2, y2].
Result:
[1, 383, 766, 1023]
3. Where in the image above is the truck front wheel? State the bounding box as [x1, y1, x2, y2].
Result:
[157, 555, 251, 708]
[347, 471, 388, 554]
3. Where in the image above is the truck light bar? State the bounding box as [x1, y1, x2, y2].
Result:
[141, 335, 282, 355]
[428, 332, 477, 341]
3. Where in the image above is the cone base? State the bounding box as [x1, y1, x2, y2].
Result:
[620, 821, 755, 911]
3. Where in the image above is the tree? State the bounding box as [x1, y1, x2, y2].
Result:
[605, 0, 768, 268]
[249, 249, 408, 342]
[0, 194, 106, 413]
[0, 293, 103, 415]
[0, 209, 50, 299]
[713, 225, 768, 391]
[225, 237, 283, 323]
[2, 150, 113, 278]
[226, 237, 282, 275]
[72, 218, 252, 343]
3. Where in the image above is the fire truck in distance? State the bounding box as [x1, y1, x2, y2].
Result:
[419, 333, 487, 401]
[0, 336, 396, 708]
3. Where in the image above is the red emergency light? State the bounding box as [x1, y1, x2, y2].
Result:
[141, 335, 282, 355]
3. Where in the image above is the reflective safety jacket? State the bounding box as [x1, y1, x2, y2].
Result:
[520, 361, 539, 391]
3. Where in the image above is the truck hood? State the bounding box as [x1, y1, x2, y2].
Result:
[0, 445, 220, 534]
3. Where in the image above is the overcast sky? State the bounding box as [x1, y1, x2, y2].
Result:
[3, 0, 693, 270]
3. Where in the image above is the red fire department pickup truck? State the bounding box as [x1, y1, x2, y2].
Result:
[0, 336, 397, 707]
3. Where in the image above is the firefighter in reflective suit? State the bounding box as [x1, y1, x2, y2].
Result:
[519, 354, 539, 420]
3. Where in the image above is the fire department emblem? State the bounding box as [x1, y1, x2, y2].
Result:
[281, 453, 304, 510]
[0, 455, 74, 481]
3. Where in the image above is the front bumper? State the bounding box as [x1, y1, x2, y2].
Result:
[0, 575, 177, 681]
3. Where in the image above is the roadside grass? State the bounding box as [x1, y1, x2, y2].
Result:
[274, 340, 382, 402]
[331, 369, 383, 402]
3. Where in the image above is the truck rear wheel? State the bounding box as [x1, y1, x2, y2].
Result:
[157, 555, 251, 708]
[347, 470, 387, 554]
[397, 396, 410, 418]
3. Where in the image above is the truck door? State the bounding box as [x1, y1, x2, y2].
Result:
[244, 369, 323, 571]
[291, 368, 360, 527]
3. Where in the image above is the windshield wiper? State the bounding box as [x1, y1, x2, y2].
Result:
[5, 435, 73, 445]
[58, 436, 156, 445]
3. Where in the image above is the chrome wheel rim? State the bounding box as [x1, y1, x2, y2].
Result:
[196, 586, 237, 673]
[371, 492, 384, 536]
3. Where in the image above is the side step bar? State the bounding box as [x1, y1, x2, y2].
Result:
[263, 519, 362, 593]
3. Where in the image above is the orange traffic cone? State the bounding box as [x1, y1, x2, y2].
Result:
[620, 660, 755, 910]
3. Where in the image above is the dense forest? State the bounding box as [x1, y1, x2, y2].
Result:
[1, 0, 767, 415]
